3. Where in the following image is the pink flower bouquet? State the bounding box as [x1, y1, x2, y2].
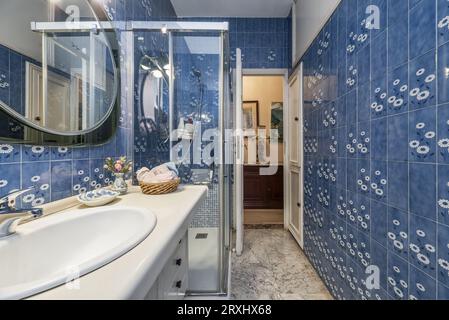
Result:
[104, 156, 132, 174]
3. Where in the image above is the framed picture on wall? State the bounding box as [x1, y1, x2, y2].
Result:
[271, 102, 283, 142]
[243, 101, 259, 130]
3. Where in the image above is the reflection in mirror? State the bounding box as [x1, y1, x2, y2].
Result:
[136, 52, 170, 161]
[0, 0, 117, 135]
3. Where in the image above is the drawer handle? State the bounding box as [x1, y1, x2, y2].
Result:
[176, 258, 182, 266]
[176, 281, 182, 289]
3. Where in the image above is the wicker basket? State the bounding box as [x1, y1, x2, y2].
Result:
[139, 178, 181, 195]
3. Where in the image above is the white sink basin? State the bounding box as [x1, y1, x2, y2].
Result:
[0, 206, 157, 300]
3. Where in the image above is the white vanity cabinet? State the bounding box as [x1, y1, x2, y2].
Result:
[145, 232, 189, 300]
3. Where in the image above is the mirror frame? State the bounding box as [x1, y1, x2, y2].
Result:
[0, 0, 120, 146]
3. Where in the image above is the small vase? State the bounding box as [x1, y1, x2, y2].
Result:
[112, 173, 128, 195]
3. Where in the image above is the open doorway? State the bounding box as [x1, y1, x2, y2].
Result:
[242, 75, 285, 226]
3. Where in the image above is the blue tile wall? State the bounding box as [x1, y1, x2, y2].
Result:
[0, 0, 176, 207]
[180, 16, 292, 69]
[302, 0, 449, 300]
[229, 17, 292, 69]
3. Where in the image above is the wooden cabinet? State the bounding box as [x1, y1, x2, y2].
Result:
[243, 165, 284, 209]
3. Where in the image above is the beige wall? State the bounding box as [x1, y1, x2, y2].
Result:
[243, 76, 284, 165]
[243, 76, 284, 130]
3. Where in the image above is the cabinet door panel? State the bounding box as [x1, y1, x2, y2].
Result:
[290, 171, 300, 230]
[243, 166, 267, 209]
[289, 76, 300, 166]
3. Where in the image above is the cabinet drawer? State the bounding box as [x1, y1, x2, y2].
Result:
[157, 233, 188, 300]
[159, 262, 188, 300]
[164, 235, 188, 282]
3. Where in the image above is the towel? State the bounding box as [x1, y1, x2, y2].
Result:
[136, 163, 179, 184]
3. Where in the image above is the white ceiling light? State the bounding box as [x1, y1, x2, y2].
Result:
[170, 0, 293, 18]
[151, 70, 163, 79]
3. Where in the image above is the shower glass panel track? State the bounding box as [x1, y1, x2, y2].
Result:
[128, 21, 231, 296]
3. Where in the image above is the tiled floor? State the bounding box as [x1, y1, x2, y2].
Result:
[231, 228, 333, 300]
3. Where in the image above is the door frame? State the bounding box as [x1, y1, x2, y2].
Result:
[241, 68, 290, 229]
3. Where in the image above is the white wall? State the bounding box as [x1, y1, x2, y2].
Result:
[0, 0, 48, 61]
[293, 0, 341, 65]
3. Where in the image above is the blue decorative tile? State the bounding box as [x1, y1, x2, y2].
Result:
[437, 0, 449, 46]
[370, 161, 388, 203]
[371, 31, 387, 81]
[409, 50, 437, 110]
[387, 63, 409, 115]
[437, 104, 449, 164]
[370, 74, 388, 119]
[0, 45, 9, 71]
[409, 0, 436, 60]
[410, 163, 437, 221]
[438, 283, 449, 300]
[387, 251, 409, 300]
[438, 165, 449, 226]
[409, 265, 437, 300]
[89, 159, 106, 189]
[387, 0, 408, 69]
[409, 214, 437, 277]
[22, 145, 50, 162]
[387, 206, 409, 258]
[21, 162, 50, 207]
[0, 163, 21, 196]
[371, 200, 388, 247]
[357, 121, 370, 158]
[357, 42, 370, 85]
[388, 113, 409, 162]
[50, 146, 72, 161]
[371, 117, 387, 160]
[409, 106, 437, 162]
[346, 55, 358, 90]
[387, 162, 408, 211]
[357, 159, 371, 196]
[438, 42, 449, 104]
[302, 0, 449, 300]
[72, 147, 90, 160]
[50, 161, 72, 201]
[357, 82, 371, 123]
[370, 239, 388, 290]
[72, 160, 90, 195]
[437, 223, 449, 287]
[0, 143, 20, 163]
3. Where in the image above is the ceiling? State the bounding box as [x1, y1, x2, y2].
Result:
[170, 0, 294, 18]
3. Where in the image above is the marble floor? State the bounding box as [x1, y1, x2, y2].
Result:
[231, 228, 333, 300]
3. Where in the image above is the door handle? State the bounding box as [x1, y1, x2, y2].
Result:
[297, 202, 301, 208]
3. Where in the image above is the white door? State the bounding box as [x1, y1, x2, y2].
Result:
[287, 64, 304, 248]
[234, 48, 244, 256]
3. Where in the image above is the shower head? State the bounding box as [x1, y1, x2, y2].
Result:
[192, 69, 202, 79]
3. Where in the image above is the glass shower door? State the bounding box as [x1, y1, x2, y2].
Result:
[171, 30, 230, 294]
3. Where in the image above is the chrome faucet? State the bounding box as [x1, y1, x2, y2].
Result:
[0, 187, 43, 238]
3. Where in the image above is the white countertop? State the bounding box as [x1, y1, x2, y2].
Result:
[28, 185, 207, 300]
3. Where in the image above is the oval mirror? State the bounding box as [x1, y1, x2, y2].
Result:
[0, 0, 118, 136]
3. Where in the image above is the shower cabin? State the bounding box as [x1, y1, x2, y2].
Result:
[130, 21, 233, 296]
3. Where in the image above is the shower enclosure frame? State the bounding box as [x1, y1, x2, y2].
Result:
[31, 20, 232, 297]
[127, 21, 231, 296]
